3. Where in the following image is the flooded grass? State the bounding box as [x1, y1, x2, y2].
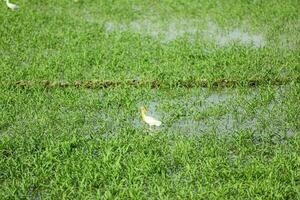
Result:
[0, 83, 299, 198]
[0, 0, 299, 199]
[104, 19, 267, 47]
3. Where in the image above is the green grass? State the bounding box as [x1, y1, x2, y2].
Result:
[0, 0, 299, 199]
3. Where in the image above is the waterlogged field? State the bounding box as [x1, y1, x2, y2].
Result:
[0, 0, 300, 199]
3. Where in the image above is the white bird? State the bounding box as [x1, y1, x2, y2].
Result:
[5, 0, 19, 10]
[140, 106, 162, 129]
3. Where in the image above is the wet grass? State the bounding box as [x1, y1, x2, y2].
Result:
[1, 0, 300, 199]
[0, 84, 299, 199]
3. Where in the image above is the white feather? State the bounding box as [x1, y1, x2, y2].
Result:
[143, 115, 162, 127]
[140, 106, 162, 128]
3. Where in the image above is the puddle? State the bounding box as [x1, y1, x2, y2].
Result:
[206, 92, 231, 105]
[215, 30, 265, 47]
[171, 119, 208, 134]
[204, 21, 266, 47]
[103, 19, 266, 47]
[186, 89, 234, 113]
[169, 113, 258, 135]
[168, 109, 294, 136]
[42, 85, 296, 139]
[157, 87, 296, 136]
[104, 19, 198, 43]
[279, 34, 299, 49]
[161, 21, 198, 43]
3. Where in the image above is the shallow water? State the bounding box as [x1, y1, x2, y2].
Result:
[132, 86, 296, 136]
[103, 19, 266, 47]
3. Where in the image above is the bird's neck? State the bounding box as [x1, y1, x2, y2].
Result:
[141, 111, 146, 120]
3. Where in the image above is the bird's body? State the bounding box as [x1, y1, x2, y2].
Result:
[140, 106, 162, 129]
[5, 0, 18, 10]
